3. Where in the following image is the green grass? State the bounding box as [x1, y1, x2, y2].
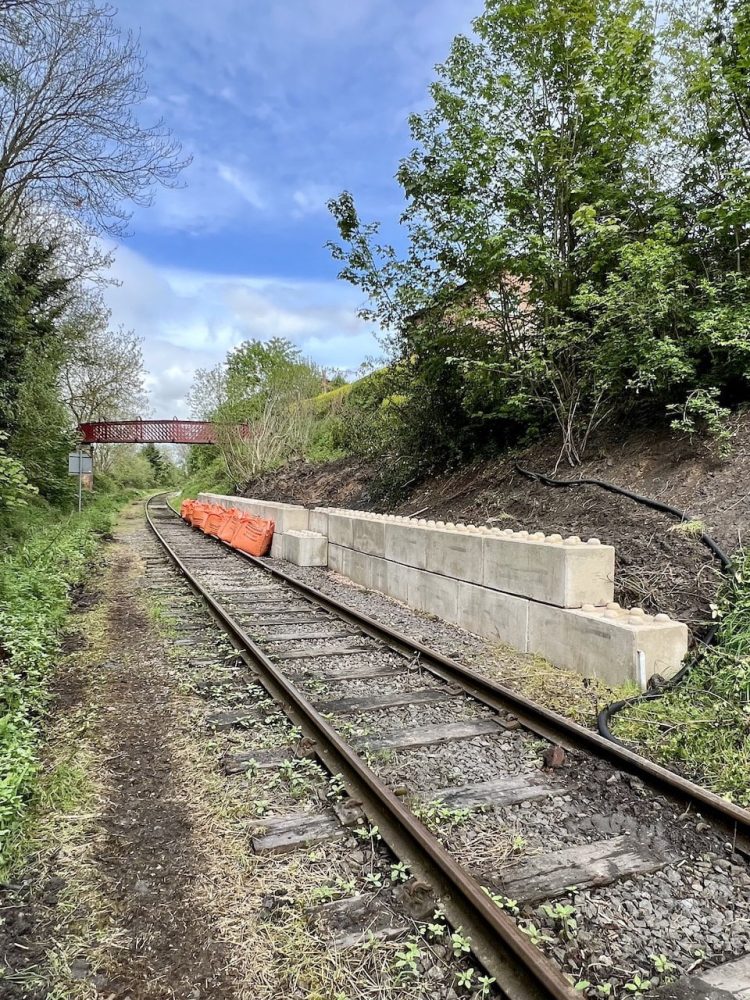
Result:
[172, 456, 233, 509]
[0, 491, 128, 870]
[613, 550, 750, 806]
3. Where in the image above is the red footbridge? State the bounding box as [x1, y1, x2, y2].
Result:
[78, 419, 235, 445]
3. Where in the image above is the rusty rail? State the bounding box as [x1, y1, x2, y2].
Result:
[146, 495, 577, 1000]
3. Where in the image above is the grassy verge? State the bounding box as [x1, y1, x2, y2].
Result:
[172, 462, 232, 510]
[613, 549, 750, 806]
[0, 491, 129, 873]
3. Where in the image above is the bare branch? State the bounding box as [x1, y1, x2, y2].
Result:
[0, 0, 189, 237]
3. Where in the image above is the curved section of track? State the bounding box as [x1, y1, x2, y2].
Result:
[146, 494, 750, 997]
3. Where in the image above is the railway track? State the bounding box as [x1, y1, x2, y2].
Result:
[145, 494, 750, 1000]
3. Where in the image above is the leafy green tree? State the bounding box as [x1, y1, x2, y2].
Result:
[0, 237, 69, 435]
[0, 433, 35, 513]
[186, 338, 324, 484]
[222, 338, 322, 419]
[140, 443, 178, 486]
[329, 0, 750, 466]
[330, 0, 660, 464]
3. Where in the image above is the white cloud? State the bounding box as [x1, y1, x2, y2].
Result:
[103, 244, 382, 417]
[216, 163, 266, 211]
[116, 0, 481, 234]
[292, 183, 334, 217]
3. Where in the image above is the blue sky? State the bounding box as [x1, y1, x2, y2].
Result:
[102, 0, 482, 416]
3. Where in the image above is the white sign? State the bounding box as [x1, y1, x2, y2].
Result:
[68, 453, 93, 475]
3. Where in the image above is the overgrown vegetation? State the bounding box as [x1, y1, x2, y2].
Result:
[613, 550, 750, 805]
[186, 337, 350, 488]
[0, 0, 184, 857]
[0, 493, 126, 871]
[323, 0, 750, 475]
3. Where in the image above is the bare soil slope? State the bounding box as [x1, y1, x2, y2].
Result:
[244, 413, 750, 634]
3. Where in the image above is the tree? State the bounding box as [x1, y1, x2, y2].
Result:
[224, 338, 322, 417]
[0, 236, 70, 435]
[187, 338, 325, 484]
[0, 0, 187, 239]
[186, 363, 229, 422]
[141, 443, 177, 485]
[58, 306, 148, 473]
[330, 0, 659, 465]
[59, 309, 147, 427]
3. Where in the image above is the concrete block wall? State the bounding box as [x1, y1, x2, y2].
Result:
[272, 530, 328, 566]
[325, 510, 615, 608]
[198, 494, 311, 562]
[526, 602, 688, 687]
[323, 508, 685, 687]
[197, 495, 687, 686]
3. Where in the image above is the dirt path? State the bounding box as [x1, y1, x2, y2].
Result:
[0, 512, 238, 1000]
[91, 548, 236, 999]
[2, 505, 455, 1000]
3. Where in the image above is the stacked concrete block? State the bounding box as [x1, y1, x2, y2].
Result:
[319, 509, 683, 685]
[326, 510, 355, 548]
[457, 581, 529, 651]
[425, 524, 484, 585]
[200, 496, 686, 686]
[482, 530, 614, 607]
[526, 602, 688, 686]
[309, 507, 330, 536]
[351, 515, 386, 557]
[416, 571, 459, 622]
[273, 529, 328, 567]
[384, 519, 429, 569]
[197, 493, 310, 533]
[327, 511, 614, 609]
[198, 492, 233, 510]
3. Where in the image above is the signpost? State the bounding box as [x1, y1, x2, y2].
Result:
[68, 450, 93, 513]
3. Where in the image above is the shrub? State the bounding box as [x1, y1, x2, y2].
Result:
[614, 549, 750, 805]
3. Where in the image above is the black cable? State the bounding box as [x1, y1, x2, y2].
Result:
[514, 464, 732, 568]
[513, 464, 732, 746]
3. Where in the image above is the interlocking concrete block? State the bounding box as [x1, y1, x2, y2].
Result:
[482, 534, 614, 608]
[526, 602, 688, 686]
[327, 512, 355, 548]
[457, 582, 528, 649]
[426, 527, 484, 585]
[271, 532, 285, 559]
[342, 546, 374, 589]
[384, 520, 429, 569]
[368, 554, 391, 598]
[197, 491, 230, 508]
[334, 550, 417, 606]
[197, 494, 309, 532]
[351, 515, 386, 557]
[407, 567, 459, 624]
[328, 542, 345, 575]
[282, 530, 328, 567]
[385, 559, 420, 605]
[259, 500, 309, 533]
[309, 508, 329, 536]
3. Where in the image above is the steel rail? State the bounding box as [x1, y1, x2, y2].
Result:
[161, 497, 750, 855]
[146, 496, 577, 1000]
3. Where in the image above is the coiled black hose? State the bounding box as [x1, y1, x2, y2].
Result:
[513, 463, 732, 746]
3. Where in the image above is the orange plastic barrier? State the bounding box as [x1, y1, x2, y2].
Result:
[231, 516, 275, 557]
[204, 505, 228, 537]
[191, 502, 212, 531]
[217, 509, 246, 545]
[180, 499, 196, 522]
